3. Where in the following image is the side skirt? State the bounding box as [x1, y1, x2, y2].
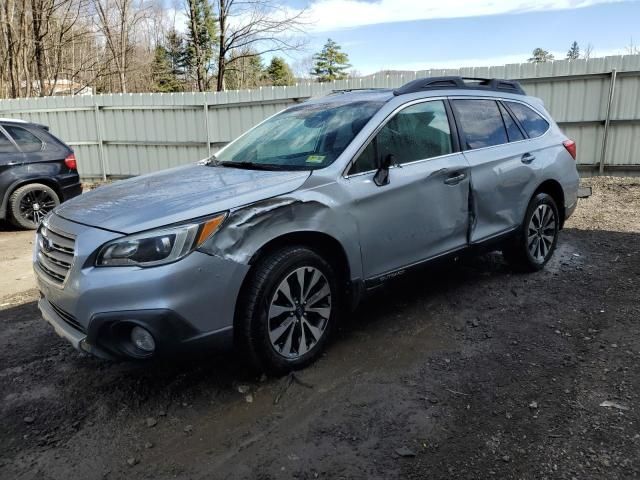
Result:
[360, 226, 520, 293]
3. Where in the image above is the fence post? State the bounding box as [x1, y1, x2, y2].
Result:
[203, 94, 211, 158]
[599, 68, 617, 175]
[93, 98, 107, 181]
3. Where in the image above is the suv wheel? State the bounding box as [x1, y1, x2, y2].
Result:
[504, 192, 559, 272]
[9, 183, 60, 230]
[237, 246, 341, 375]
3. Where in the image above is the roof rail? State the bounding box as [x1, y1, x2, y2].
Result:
[329, 88, 390, 94]
[393, 76, 526, 96]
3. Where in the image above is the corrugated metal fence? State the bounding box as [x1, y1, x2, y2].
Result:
[0, 55, 639, 179]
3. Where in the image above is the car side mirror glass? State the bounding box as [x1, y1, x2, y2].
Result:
[374, 153, 394, 187]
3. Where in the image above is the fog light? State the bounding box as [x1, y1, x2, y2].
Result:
[130, 326, 155, 352]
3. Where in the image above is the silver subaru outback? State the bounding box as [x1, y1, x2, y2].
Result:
[34, 77, 579, 373]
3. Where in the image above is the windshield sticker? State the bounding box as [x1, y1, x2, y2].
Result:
[306, 155, 325, 164]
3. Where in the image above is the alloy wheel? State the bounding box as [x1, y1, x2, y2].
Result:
[268, 266, 331, 359]
[18, 189, 57, 226]
[527, 204, 556, 263]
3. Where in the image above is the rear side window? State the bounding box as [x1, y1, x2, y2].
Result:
[499, 103, 525, 142]
[0, 129, 19, 153]
[3, 125, 43, 153]
[452, 100, 507, 150]
[505, 101, 549, 138]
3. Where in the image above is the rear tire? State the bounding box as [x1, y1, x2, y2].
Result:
[236, 246, 341, 375]
[9, 183, 60, 230]
[503, 192, 559, 272]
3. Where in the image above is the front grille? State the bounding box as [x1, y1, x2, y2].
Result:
[49, 301, 86, 333]
[36, 222, 76, 286]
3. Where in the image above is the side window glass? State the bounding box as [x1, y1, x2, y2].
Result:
[452, 99, 508, 149]
[349, 100, 452, 174]
[3, 125, 44, 153]
[349, 139, 377, 174]
[0, 130, 19, 154]
[505, 101, 549, 138]
[499, 103, 525, 142]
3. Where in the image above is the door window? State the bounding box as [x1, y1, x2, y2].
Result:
[3, 125, 43, 153]
[499, 102, 525, 142]
[452, 99, 508, 150]
[0, 130, 19, 153]
[350, 100, 453, 174]
[504, 101, 549, 138]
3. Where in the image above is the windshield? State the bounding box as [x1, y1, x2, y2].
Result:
[213, 100, 384, 170]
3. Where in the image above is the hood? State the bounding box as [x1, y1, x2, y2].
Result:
[55, 164, 311, 233]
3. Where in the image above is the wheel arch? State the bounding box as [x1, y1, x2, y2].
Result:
[248, 231, 351, 285]
[1, 177, 63, 219]
[533, 179, 566, 228]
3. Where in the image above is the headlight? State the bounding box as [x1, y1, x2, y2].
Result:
[96, 213, 226, 267]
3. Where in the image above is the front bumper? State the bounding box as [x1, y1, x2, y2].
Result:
[38, 297, 113, 359]
[35, 214, 249, 359]
[38, 297, 234, 359]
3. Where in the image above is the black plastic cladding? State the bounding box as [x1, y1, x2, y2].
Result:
[393, 76, 526, 96]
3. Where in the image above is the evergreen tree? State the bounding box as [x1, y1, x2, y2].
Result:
[166, 28, 186, 79]
[528, 48, 555, 63]
[151, 46, 182, 92]
[567, 41, 580, 60]
[311, 39, 351, 82]
[184, 0, 217, 91]
[266, 57, 295, 86]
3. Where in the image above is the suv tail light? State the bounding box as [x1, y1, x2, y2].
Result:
[64, 153, 77, 170]
[563, 140, 576, 160]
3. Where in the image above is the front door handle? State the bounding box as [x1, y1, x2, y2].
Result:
[521, 153, 536, 164]
[444, 173, 466, 185]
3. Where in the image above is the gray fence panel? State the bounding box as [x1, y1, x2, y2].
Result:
[0, 55, 639, 179]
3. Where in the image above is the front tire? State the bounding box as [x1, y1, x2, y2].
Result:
[9, 183, 60, 230]
[503, 192, 559, 272]
[236, 246, 341, 375]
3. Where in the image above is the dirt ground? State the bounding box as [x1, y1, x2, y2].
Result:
[1, 176, 639, 480]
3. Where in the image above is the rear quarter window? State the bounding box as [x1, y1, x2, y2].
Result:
[505, 101, 550, 138]
[3, 125, 44, 153]
[0, 129, 19, 153]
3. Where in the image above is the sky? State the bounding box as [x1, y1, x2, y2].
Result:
[275, 0, 640, 74]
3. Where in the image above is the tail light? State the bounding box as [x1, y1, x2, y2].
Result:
[64, 153, 77, 170]
[563, 140, 576, 160]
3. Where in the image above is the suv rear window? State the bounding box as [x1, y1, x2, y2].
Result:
[0, 130, 19, 153]
[452, 99, 507, 150]
[505, 101, 549, 138]
[3, 125, 43, 153]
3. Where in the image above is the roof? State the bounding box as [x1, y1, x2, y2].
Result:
[0, 118, 28, 124]
[310, 89, 395, 106]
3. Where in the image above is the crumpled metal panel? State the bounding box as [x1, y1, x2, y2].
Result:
[54, 164, 310, 233]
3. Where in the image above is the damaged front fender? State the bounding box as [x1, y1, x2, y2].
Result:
[198, 193, 363, 280]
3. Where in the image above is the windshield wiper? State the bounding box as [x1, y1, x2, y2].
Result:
[216, 161, 298, 171]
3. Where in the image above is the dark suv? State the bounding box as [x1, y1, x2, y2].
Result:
[0, 118, 82, 229]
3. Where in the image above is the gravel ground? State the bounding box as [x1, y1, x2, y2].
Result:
[0, 176, 639, 480]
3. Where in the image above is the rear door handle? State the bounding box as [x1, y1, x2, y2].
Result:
[444, 173, 466, 185]
[521, 153, 536, 164]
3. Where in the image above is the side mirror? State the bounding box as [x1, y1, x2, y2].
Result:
[373, 153, 394, 187]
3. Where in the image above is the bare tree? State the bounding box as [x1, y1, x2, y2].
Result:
[93, 0, 148, 93]
[583, 43, 594, 60]
[292, 54, 314, 80]
[625, 37, 640, 55]
[213, 0, 306, 91]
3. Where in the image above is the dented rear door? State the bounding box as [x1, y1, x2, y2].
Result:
[451, 98, 535, 243]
